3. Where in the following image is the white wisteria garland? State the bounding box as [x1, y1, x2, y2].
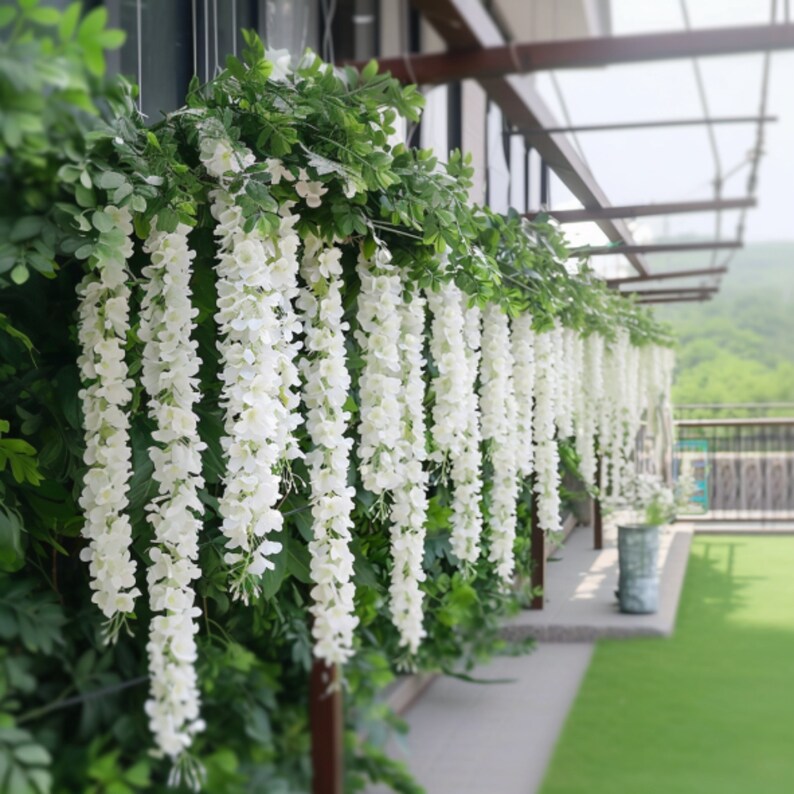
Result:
[200, 131, 303, 601]
[76, 205, 139, 637]
[388, 291, 429, 653]
[448, 299, 485, 564]
[298, 235, 358, 665]
[355, 246, 405, 497]
[139, 222, 207, 772]
[512, 312, 536, 479]
[533, 329, 562, 534]
[427, 281, 469, 471]
[480, 305, 520, 582]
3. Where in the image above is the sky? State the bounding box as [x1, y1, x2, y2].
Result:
[531, 0, 794, 271]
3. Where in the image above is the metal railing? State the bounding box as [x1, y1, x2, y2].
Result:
[674, 415, 794, 521]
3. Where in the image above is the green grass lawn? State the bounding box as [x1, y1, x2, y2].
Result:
[539, 535, 794, 794]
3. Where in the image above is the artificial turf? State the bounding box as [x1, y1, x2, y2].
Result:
[539, 535, 794, 794]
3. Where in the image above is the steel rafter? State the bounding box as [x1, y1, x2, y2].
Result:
[509, 115, 777, 136]
[527, 198, 755, 223]
[572, 240, 741, 257]
[360, 23, 794, 84]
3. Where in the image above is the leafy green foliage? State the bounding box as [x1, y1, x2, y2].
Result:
[0, 6, 672, 792]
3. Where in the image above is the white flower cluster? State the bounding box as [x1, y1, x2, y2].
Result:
[76, 205, 139, 634]
[448, 299, 484, 564]
[427, 282, 469, 471]
[388, 291, 429, 653]
[200, 133, 303, 601]
[511, 312, 535, 479]
[576, 333, 605, 488]
[139, 222, 207, 762]
[355, 247, 405, 495]
[298, 235, 358, 665]
[480, 305, 519, 582]
[555, 326, 576, 438]
[602, 329, 630, 499]
[533, 329, 562, 533]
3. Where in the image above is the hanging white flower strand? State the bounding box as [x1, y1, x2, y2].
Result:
[533, 329, 562, 533]
[388, 290, 429, 654]
[428, 283, 484, 565]
[449, 298, 485, 564]
[577, 333, 604, 489]
[298, 235, 358, 665]
[512, 312, 536, 479]
[199, 130, 303, 601]
[480, 304, 520, 582]
[139, 222, 206, 775]
[426, 281, 469, 472]
[76, 205, 139, 639]
[355, 246, 404, 498]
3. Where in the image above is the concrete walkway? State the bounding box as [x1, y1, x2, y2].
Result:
[366, 520, 693, 794]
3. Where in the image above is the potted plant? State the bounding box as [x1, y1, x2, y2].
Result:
[608, 473, 681, 614]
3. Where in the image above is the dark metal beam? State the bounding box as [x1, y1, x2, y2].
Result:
[510, 115, 777, 136]
[636, 294, 713, 304]
[623, 286, 719, 296]
[360, 24, 794, 84]
[607, 266, 728, 286]
[572, 240, 741, 257]
[528, 197, 755, 223]
[310, 660, 343, 794]
[409, 0, 648, 276]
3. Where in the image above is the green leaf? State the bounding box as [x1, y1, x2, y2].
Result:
[26, 7, 60, 25]
[76, 6, 107, 42]
[97, 171, 125, 190]
[13, 745, 50, 767]
[0, 508, 24, 573]
[0, 7, 16, 29]
[91, 210, 114, 233]
[95, 29, 126, 49]
[82, 45, 105, 78]
[10, 265, 29, 286]
[58, 2, 80, 41]
[75, 183, 96, 208]
[9, 217, 43, 244]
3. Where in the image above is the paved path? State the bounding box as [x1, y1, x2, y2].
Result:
[366, 520, 693, 794]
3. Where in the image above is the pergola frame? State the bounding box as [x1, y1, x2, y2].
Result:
[509, 115, 777, 136]
[607, 266, 728, 286]
[360, 23, 794, 85]
[571, 240, 742, 257]
[527, 198, 756, 223]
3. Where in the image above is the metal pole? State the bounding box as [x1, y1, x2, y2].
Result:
[571, 240, 741, 257]
[310, 659, 343, 794]
[607, 266, 728, 286]
[636, 294, 713, 304]
[527, 197, 756, 223]
[593, 456, 603, 550]
[530, 484, 545, 610]
[622, 287, 719, 297]
[511, 115, 777, 136]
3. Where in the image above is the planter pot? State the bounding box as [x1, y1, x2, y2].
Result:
[617, 524, 660, 614]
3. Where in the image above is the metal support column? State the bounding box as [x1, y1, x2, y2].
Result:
[310, 659, 343, 794]
[530, 485, 545, 610]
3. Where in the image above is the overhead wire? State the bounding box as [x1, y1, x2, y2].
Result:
[718, 0, 778, 272]
[679, 0, 724, 269]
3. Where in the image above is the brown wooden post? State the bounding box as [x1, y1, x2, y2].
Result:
[594, 456, 603, 550]
[529, 486, 545, 610]
[310, 659, 343, 794]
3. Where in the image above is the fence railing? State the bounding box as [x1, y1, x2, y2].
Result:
[674, 416, 794, 521]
